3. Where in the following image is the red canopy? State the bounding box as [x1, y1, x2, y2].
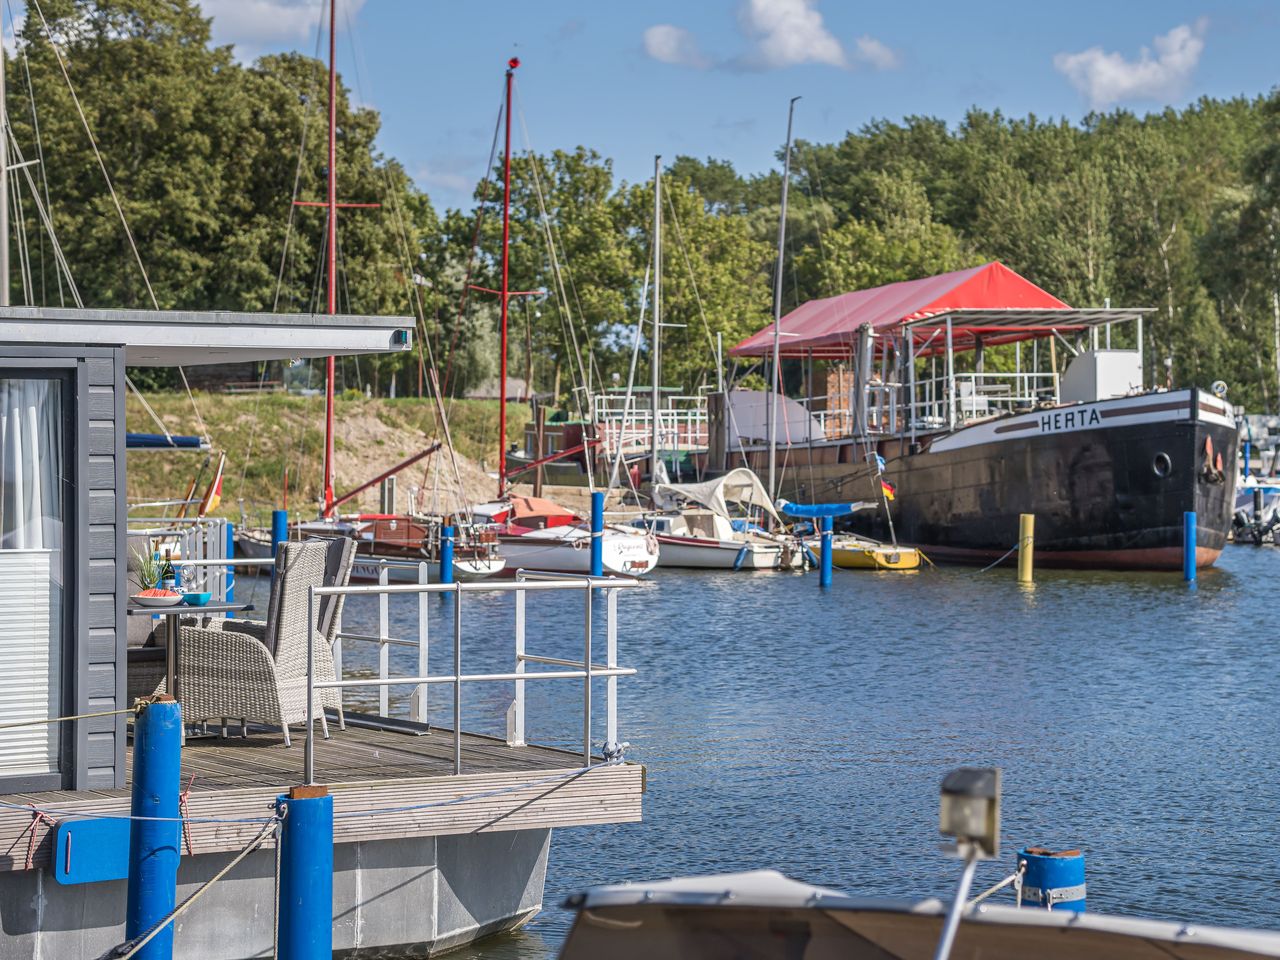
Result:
[730, 262, 1069, 359]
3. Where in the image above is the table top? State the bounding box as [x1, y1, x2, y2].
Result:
[126, 601, 252, 616]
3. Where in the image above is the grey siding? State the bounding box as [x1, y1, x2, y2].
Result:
[0, 346, 127, 793]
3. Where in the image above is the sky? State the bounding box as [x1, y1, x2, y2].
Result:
[22, 1, 1280, 211]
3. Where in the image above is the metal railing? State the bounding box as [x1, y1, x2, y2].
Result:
[593, 393, 709, 454]
[127, 516, 232, 602]
[303, 570, 640, 785]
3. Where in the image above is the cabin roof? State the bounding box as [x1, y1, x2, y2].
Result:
[0, 306, 412, 365]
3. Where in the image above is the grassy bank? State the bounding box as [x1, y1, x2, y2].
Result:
[126, 393, 532, 520]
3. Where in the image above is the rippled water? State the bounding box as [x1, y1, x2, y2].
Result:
[317, 545, 1280, 959]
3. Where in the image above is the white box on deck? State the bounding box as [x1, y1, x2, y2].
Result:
[1060, 350, 1142, 403]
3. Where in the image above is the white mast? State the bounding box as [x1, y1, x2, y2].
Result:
[767, 96, 800, 502]
[0, 4, 9, 307]
[651, 155, 662, 483]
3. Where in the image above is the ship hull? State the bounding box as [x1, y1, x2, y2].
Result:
[776, 389, 1237, 570]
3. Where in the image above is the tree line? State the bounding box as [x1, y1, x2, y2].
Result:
[11, 1, 1280, 410]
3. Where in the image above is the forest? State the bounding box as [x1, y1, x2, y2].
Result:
[10, 0, 1280, 410]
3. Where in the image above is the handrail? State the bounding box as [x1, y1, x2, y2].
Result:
[303, 572, 636, 784]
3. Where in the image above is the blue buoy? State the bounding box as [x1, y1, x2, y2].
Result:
[439, 525, 455, 585]
[819, 516, 833, 588]
[1183, 510, 1197, 583]
[271, 509, 288, 557]
[1019, 847, 1086, 912]
[590, 491, 604, 577]
[126, 698, 183, 959]
[276, 789, 334, 959]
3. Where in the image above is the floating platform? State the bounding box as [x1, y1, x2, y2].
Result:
[0, 722, 643, 958]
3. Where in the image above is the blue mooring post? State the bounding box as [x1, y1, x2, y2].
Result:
[1244, 439, 1252, 477]
[1019, 847, 1086, 912]
[126, 697, 183, 960]
[1183, 510, 1197, 583]
[271, 509, 288, 557]
[590, 491, 604, 578]
[276, 787, 333, 959]
[440, 525, 455, 585]
[225, 522, 235, 605]
[819, 516, 833, 588]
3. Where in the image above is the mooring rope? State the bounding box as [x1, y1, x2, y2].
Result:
[0, 706, 136, 731]
[977, 543, 1020, 573]
[95, 817, 280, 960]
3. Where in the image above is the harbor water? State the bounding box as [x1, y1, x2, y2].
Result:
[319, 545, 1280, 959]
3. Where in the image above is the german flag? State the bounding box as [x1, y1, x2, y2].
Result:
[880, 479, 896, 501]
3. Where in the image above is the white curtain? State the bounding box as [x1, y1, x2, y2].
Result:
[0, 379, 63, 778]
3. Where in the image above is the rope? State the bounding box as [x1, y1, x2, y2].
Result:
[0, 705, 135, 731]
[977, 543, 1020, 573]
[967, 861, 1026, 909]
[124, 376, 173, 443]
[96, 817, 279, 960]
[16, 805, 56, 870]
[0, 799, 276, 826]
[178, 775, 196, 857]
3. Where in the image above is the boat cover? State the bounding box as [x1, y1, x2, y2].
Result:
[777, 499, 873, 518]
[730, 261, 1067, 359]
[653, 467, 782, 525]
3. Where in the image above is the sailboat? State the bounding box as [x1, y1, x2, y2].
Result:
[470, 58, 658, 578]
[235, 0, 503, 583]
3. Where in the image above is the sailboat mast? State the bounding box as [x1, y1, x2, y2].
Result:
[321, 0, 338, 516]
[767, 96, 799, 503]
[498, 58, 518, 500]
[651, 156, 662, 483]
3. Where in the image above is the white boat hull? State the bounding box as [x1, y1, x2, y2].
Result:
[655, 534, 786, 570]
[236, 531, 506, 582]
[498, 526, 658, 577]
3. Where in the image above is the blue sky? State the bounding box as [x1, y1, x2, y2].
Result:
[61, 2, 1280, 210]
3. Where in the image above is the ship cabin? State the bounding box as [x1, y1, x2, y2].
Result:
[0, 307, 643, 959]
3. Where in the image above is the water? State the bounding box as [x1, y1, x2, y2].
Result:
[327, 546, 1280, 958]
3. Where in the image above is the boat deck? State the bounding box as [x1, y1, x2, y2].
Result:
[0, 720, 643, 872]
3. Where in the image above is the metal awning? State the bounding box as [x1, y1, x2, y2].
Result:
[905, 308, 1153, 355]
[0, 306, 413, 365]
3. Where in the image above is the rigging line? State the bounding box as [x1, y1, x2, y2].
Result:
[512, 88, 591, 404]
[124, 375, 173, 442]
[29, 0, 158, 310]
[663, 191, 718, 357]
[608, 261, 650, 490]
[6, 127, 82, 306]
[442, 87, 504, 400]
[271, 4, 326, 312]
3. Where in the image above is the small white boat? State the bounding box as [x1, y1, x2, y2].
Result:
[640, 468, 801, 570]
[473, 497, 659, 577]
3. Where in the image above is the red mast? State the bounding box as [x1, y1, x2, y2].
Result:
[498, 57, 518, 500]
[322, 0, 338, 517]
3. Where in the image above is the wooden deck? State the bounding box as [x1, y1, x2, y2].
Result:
[0, 720, 644, 872]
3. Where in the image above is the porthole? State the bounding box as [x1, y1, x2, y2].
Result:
[1152, 452, 1173, 478]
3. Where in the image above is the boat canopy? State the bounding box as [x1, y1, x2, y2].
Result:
[731, 262, 1073, 360]
[777, 499, 874, 519]
[654, 467, 782, 525]
[125, 432, 207, 450]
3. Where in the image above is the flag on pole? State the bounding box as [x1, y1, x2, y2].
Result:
[198, 452, 225, 517]
[880, 479, 896, 501]
[874, 453, 886, 472]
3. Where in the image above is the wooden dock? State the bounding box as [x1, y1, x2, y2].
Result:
[0, 721, 644, 872]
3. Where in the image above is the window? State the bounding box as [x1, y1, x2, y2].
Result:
[0, 377, 66, 778]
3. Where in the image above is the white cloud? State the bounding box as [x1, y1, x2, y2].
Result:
[1054, 19, 1208, 108]
[642, 24, 710, 69]
[197, 0, 366, 58]
[853, 35, 899, 70]
[738, 0, 846, 69]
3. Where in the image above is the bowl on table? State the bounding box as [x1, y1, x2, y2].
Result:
[182, 592, 213, 607]
[131, 592, 184, 608]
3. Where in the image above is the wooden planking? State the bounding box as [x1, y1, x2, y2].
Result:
[87, 522, 115, 558]
[88, 420, 114, 456]
[88, 489, 116, 525]
[88, 558, 116, 594]
[88, 456, 115, 490]
[87, 385, 115, 421]
[87, 594, 116, 630]
[86, 357, 114, 386]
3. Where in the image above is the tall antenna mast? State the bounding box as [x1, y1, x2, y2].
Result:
[768, 96, 800, 503]
[321, 0, 338, 516]
[651, 155, 662, 485]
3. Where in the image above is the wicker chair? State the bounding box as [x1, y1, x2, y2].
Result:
[174, 539, 332, 746]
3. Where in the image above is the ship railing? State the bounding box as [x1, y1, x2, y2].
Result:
[126, 515, 232, 603]
[909, 371, 1057, 430]
[304, 568, 640, 784]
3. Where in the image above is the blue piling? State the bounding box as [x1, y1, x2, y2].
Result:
[1183, 510, 1197, 582]
[819, 516, 833, 588]
[271, 509, 288, 557]
[590, 491, 604, 578]
[440, 525, 455, 585]
[126, 697, 183, 960]
[276, 788, 334, 959]
[1019, 847, 1086, 912]
[225, 522, 235, 605]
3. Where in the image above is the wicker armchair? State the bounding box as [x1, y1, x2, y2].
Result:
[175, 539, 331, 746]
